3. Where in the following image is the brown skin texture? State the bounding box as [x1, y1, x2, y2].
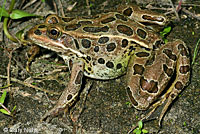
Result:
[0, 0, 199, 133]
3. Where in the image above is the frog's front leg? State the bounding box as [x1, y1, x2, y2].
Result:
[41, 59, 84, 121]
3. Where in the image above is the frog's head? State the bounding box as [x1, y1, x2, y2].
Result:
[28, 23, 74, 50]
[27, 14, 83, 58]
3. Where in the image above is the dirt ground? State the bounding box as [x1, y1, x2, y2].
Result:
[0, 0, 199, 134]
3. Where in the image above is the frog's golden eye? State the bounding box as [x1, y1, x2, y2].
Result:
[48, 27, 61, 40]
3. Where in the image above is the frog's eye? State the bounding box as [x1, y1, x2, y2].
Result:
[48, 27, 61, 40]
[50, 29, 58, 35]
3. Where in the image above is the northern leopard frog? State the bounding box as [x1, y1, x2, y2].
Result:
[27, 5, 190, 125]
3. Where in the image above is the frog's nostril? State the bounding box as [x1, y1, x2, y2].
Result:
[24, 33, 28, 40]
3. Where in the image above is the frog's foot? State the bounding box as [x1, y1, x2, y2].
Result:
[40, 102, 71, 122]
[40, 88, 80, 122]
[41, 80, 92, 122]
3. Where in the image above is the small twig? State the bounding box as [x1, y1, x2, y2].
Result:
[7, 50, 12, 92]
[146, 4, 172, 11]
[53, 0, 58, 15]
[67, 2, 77, 11]
[182, 8, 200, 20]
[19, 0, 26, 9]
[22, 0, 38, 10]
[58, 0, 65, 17]
[86, 0, 91, 15]
[0, 102, 11, 115]
[181, 3, 200, 7]
[35, 1, 45, 14]
[0, 75, 60, 95]
[176, 0, 182, 12]
[6, 50, 13, 102]
[128, 125, 138, 134]
[169, 0, 180, 21]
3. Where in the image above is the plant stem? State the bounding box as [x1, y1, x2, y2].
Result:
[3, 0, 18, 43]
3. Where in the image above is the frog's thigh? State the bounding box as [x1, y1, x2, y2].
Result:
[126, 47, 153, 110]
[126, 40, 190, 111]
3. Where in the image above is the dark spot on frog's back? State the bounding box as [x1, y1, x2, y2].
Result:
[142, 15, 164, 22]
[136, 28, 147, 39]
[153, 40, 164, 49]
[83, 26, 109, 33]
[101, 26, 110, 32]
[117, 24, 133, 36]
[106, 61, 114, 68]
[106, 43, 116, 52]
[74, 39, 79, 49]
[101, 17, 116, 24]
[65, 24, 81, 31]
[88, 67, 92, 71]
[86, 56, 91, 61]
[136, 52, 149, 57]
[128, 46, 135, 52]
[121, 39, 128, 48]
[145, 53, 155, 66]
[81, 39, 91, 48]
[78, 21, 93, 25]
[94, 46, 99, 52]
[116, 63, 122, 69]
[123, 7, 133, 16]
[62, 17, 75, 22]
[115, 14, 127, 21]
[98, 58, 105, 64]
[98, 37, 109, 44]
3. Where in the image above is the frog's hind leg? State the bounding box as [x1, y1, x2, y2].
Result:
[126, 39, 190, 126]
[141, 40, 190, 126]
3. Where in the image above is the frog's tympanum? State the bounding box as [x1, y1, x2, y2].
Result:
[27, 5, 190, 125]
